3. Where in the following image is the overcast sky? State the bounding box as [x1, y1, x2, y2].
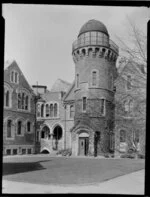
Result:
[3, 4, 149, 90]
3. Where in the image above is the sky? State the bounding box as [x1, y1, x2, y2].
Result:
[3, 4, 149, 90]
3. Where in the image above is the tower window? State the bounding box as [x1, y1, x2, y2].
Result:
[6, 90, 10, 107]
[76, 74, 79, 88]
[70, 105, 74, 118]
[100, 99, 105, 115]
[41, 104, 44, 117]
[50, 104, 53, 117]
[92, 71, 97, 86]
[83, 97, 87, 112]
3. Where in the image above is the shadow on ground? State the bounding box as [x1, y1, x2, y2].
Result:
[3, 160, 51, 176]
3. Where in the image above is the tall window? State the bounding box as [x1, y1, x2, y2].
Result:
[70, 105, 74, 118]
[18, 93, 21, 109]
[127, 75, 131, 90]
[100, 99, 105, 115]
[11, 71, 14, 82]
[129, 100, 134, 113]
[25, 96, 28, 110]
[92, 71, 97, 86]
[54, 103, 58, 117]
[21, 93, 25, 109]
[27, 121, 31, 132]
[41, 104, 44, 117]
[6, 91, 9, 107]
[83, 97, 87, 111]
[15, 72, 18, 83]
[76, 74, 79, 88]
[7, 120, 12, 138]
[17, 121, 22, 135]
[50, 104, 53, 117]
[46, 104, 49, 117]
[10, 70, 19, 84]
[120, 130, 126, 143]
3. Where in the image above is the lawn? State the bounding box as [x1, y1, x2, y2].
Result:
[3, 155, 145, 186]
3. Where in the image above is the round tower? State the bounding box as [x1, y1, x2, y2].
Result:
[71, 19, 119, 156]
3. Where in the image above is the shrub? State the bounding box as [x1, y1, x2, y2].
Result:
[57, 149, 72, 156]
[120, 153, 135, 159]
[104, 153, 109, 158]
[138, 154, 145, 159]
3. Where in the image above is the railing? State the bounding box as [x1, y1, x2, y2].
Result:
[72, 35, 119, 54]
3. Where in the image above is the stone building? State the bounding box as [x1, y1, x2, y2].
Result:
[114, 58, 146, 155]
[35, 19, 119, 156]
[3, 60, 36, 155]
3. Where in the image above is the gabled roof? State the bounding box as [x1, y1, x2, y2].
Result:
[63, 80, 75, 102]
[4, 60, 34, 94]
[51, 78, 71, 92]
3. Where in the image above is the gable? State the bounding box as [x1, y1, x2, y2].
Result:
[4, 60, 33, 94]
[63, 81, 75, 102]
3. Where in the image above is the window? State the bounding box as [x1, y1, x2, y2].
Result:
[6, 149, 11, 155]
[100, 99, 105, 115]
[46, 104, 49, 117]
[124, 99, 134, 113]
[54, 103, 58, 117]
[25, 96, 28, 110]
[13, 149, 17, 155]
[76, 74, 79, 88]
[50, 104, 53, 117]
[17, 91, 30, 111]
[70, 105, 74, 118]
[92, 71, 97, 86]
[17, 121, 22, 135]
[10, 70, 19, 84]
[27, 121, 31, 132]
[18, 93, 21, 109]
[83, 97, 87, 111]
[6, 91, 9, 107]
[129, 100, 134, 113]
[133, 130, 140, 143]
[41, 104, 44, 117]
[127, 75, 131, 90]
[22, 149, 26, 154]
[120, 130, 126, 143]
[7, 119, 12, 138]
[124, 100, 129, 112]
[27, 149, 31, 154]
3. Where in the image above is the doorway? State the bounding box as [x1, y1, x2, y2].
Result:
[79, 137, 89, 156]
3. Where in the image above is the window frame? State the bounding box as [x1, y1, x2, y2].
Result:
[82, 97, 87, 112]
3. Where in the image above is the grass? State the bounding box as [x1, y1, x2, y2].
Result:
[3, 155, 145, 186]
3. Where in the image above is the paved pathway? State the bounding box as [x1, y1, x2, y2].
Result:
[2, 169, 145, 194]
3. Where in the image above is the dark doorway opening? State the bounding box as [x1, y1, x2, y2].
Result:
[94, 131, 101, 157]
[53, 126, 63, 150]
[79, 137, 89, 156]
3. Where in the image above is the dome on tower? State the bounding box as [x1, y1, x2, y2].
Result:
[78, 19, 109, 37]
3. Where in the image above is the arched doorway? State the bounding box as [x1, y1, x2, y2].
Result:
[53, 125, 63, 150]
[78, 132, 89, 156]
[41, 125, 50, 139]
[41, 149, 50, 154]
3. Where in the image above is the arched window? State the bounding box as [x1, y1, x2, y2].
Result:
[82, 97, 87, 112]
[127, 75, 131, 90]
[129, 100, 134, 113]
[11, 71, 14, 82]
[70, 105, 74, 118]
[18, 93, 21, 109]
[21, 93, 25, 109]
[54, 103, 58, 117]
[46, 104, 49, 117]
[92, 71, 97, 86]
[17, 121, 22, 135]
[25, 96, 28, 110]
[124, 100, 129, 112]
[27, 121, 31, 132]
[120, 130, 126, 143]
[50, 104, 53, 117]
[15, 72, 18, 83]
[76, 74, 79, 88]
[7, 119, 12, 138]
[6, 91, 9, 107]
[41, 104, 44, 117]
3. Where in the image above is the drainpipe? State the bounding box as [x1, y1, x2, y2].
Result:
[64, 104, 66, 150]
